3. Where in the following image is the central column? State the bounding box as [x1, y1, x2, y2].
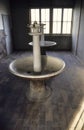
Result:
[33, 34, 41, 72]
[40, 24, 45, 46]
[29, 21, 42, 73]
[26, 80, 51, 101]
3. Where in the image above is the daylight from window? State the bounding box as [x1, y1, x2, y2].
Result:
[53, 9, 62, 34]
[62, 9, 72, 34]
[31, 9, 39, 24]
[41, 9, 50, 33]
[30, 8, 72, 34]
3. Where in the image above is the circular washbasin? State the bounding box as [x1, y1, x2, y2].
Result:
[9, 55, 65, 101]
[9, 55, 65, 80]
[28, 41, 56, 47]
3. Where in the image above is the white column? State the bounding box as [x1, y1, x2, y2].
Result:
[33, 35, 41, 72]
[40, 27, 45, 45]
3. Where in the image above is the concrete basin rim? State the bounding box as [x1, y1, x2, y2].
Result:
[9, 56, 65, 79]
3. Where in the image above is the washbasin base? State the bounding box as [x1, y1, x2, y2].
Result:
[26, 80, 51, 102]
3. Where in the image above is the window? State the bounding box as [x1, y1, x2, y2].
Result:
[53, 8, 72, 34]
[30, 8, 73, 34]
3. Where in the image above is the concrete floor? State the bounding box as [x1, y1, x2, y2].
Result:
[0, 51, 84, 130]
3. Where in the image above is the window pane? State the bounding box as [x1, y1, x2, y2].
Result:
[63, 9, 68, 21]
[41, 9, 50, 22]
[57, 22, 61, 33]
[41, 21, 49, 34]
[53, 22, 61, 34]
[53, 9, 62, 21]
[53, 22, 56, 33]
[67, 22, 71, 34]
[62, 22, 71, 34]
[63, 8, 72, 21]
[44, 22, 49, 33]
[31, 9, 39, 23]
[62, 22, 67, 34]
[68, 9, 72, 21]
